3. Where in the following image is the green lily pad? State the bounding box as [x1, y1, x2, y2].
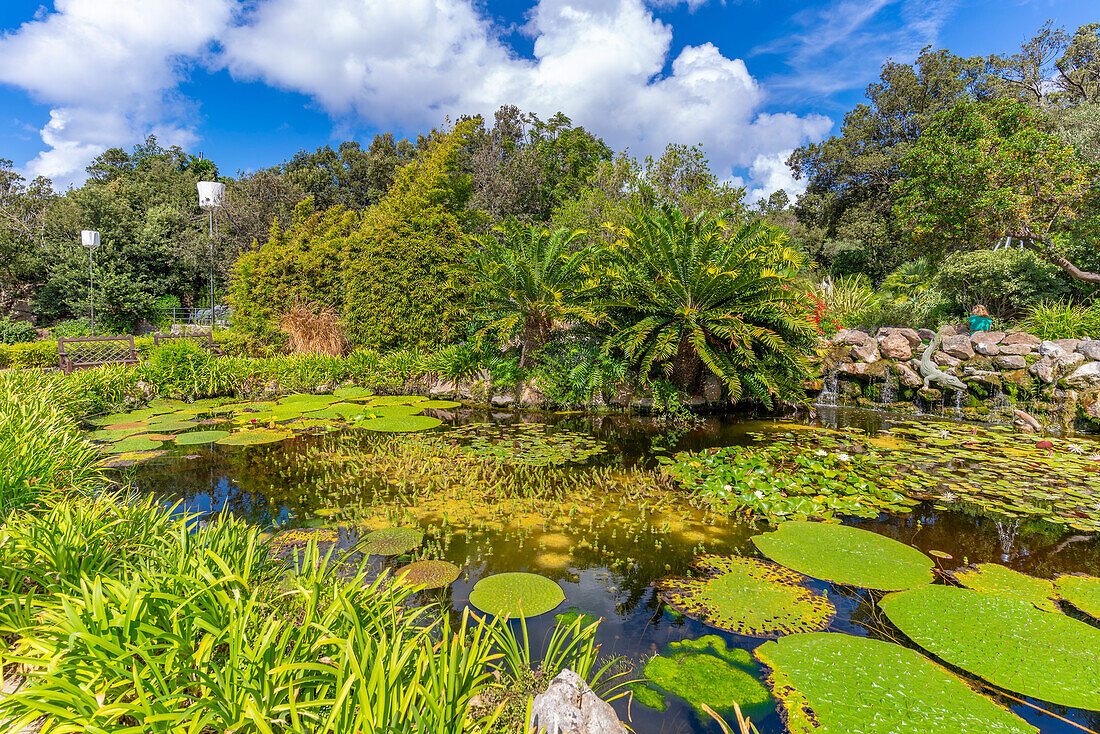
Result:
[146, 399, 188, 413]
[394, 560, 461, 589]
[755, 632, 1036, 734]
[948, 564, 1060, 613]
[363, 527, 424, 556]
[643, 635, 772, 719]
[333, 386, 375, 399]
[216, 430, 293, 446]
[1054, 574, 1100, 620]
[87, 428, 144, 442]
[102, 450, 168, 468]
[174, 430, 231, 445]
[146, 418, 198, 432]
[104, 436, 164, 453]
[307, 403, 371, 421]
[752, 521, 934, 590]
[367, 395, 428, 406]
[357, 415, 442, 433]
[656, 555, 834, 637]
[105, 421, 150, 431]
[468, 572, 565, 618]
[417, 399, 462, 409]
[881, 585, 1100, 710]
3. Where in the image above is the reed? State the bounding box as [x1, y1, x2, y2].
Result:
[280, 302, 347, 357]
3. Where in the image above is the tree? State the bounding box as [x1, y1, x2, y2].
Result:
[466, 224, 601, 366]
[0, 160, 55, 305]
[215, 167, 306, 264]
[600, 206, 817, 405]
[895, 99, 1099, 284]
[282, 135, 419, 210]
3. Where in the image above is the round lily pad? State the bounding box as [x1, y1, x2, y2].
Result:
[174, 430, 231, 445]
[104, 436, 164, 453]
[333, 386, 374, 399]
[642, 635, 772, 719]
[145, 419, 197, 432]
[881, 585, 1100, 710]
[363, 527, 424, 556]
[468, 572, 565, 618]
[755, 632, 1036, 734]
[656, 555, 834, 637]
[308, 403, 371, 421]
[948, 563, 1060, 613]
[102, 450, 168, 468]
[368, 395, 428, 406]
[269, 527, 340, 560]
[146, 399, 187, 413]
[394, 560, 461, 589]
[216, 429, 292, 446]
[1054, 574, 1100, 620]
[417, 399, 462, 409]
[752, 521, 934, 590]
[106, 421, 150, 431]
[357, 415, 441, 433]
[87, 428, 144, 442]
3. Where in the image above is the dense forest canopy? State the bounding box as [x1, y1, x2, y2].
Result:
[0, 21, 1097, 336]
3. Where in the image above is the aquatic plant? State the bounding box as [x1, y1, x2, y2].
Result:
[447, 422, 603, 466]
[394, 560, 461, 589]
[105, 436, 165, 453]
[364, 527, 424, 556]
[1053, 574, 1100, 620]
[469, 572, 565, 618]
[656, 556, 834, 637]
[173, 430, 232, 445]
[948, 563, 1060, 613]
[752, 521, 934, 590]
[357, 415, 442, 432]
[881, 585, 1100, 710]
[755, 632, 1036, 734]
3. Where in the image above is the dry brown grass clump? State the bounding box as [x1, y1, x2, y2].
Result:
[280, 302, 347, 356]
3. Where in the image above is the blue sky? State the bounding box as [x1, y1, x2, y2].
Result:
[0, 0, 1094, 198]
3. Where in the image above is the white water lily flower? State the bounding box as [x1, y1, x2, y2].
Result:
[836, 453, 852, 462]
[1066, 444, 1085, 454]
[814, 449, 827, 457]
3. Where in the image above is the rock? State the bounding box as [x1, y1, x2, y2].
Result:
[973, 341, 1001, 356]
[490, 393, 515, 407]
[702, 373, 723, 402]
[1083, 389, 1100, 422]
[1078, 339, 1100, 361]
[894, 362, 922, 388]
[518, 378, 548, 407]
[877, 327, 922, 348]
[838, 362, 887, 380]
[917, 329, 936, 341]
[429, 379, 457, 397]
[1001, 369, 1033, 391]
[851, 341, 880, 363]
[609, 385, 634, 408]
[933, 351, 961, 368]
[998, 343, 1034, 356]
[529, 669, 628, 734]
[939, 323, 970, 337]
[941, 334, 975, 360]
[836, 329, 872, 347]
[1003, 333, 1040, 347]
[970, 331, 1005, 347]
[877, 333, 912, 360]
[918, 387, 943, 403]
[1065, 361, 1100, 389]
[1038, 340, 1067, 357]
[1054, 339, 1082, 354]
[993, 355, 1027, 370]
[1029, 356, 1057, 384]
[1056, 352, 1086, 374]
[1012, 409, 1043, 434]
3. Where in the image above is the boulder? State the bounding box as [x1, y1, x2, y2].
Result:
[1003, 333, 1041, 347]
[894, 362, 922, 388]
[993, 355, 1027, 370]
[519, 378, 548, 407]
[851, 341, 880, 363]
[939, 323, 970, 337]
[1012, 409, 1043, 434]
[1053, 338, 1082, 354]
[1078, 339, 1100, 361]
[1057, 353, 1086, 374]
[917, 329, 936, 341]
[970, 331, 1006, 347]
[1038, 340, 1067, 357]
[490, 393, 515, 407]
[933, 351, 961, 368]
[529, 669, 628, 734]
[877, 327, 922, 348]
[429, 379, 458, 398]
[877, 333, 912, 360]
[1065, 361, 1100, 389]
[941, 334, 975, 360]
[836, 329, 873, 347]
[1029, 356, 1057, 384]
[998, 343, 1034, 356]
[838, 362, 887, 380]
[973, 341, 1001, 356]
[702, 373, 723, 402]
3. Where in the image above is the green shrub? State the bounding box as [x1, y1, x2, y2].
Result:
[0, 340, 58, 369]
[1019, 298, 1100, 340]
[869, 259, 951, 330]
[0, 317, 38, 344]
[934, 249, 1073, 319]
[50, 317, 94, 338]
[812, 274, 881, 329]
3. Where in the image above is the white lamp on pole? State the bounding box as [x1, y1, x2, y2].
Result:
[81, 230, 100, 335]
[196, 181, 225, 330]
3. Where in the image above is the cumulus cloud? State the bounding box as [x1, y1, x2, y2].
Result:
[0, 0, 829, 195]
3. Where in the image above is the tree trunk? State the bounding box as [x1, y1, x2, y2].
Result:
[520, 316, 552, 368]
[1017, 238, 1100, 285]
[671, 332, 703, 394]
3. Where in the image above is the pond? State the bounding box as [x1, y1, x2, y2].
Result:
[101, 402, 1100, 734]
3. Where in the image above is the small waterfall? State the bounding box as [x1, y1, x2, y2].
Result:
[996, 520, 1019, 562]
[881, 370, 897, 404]
[992, 384, 1014, 422]
[818, 369, 839, 407]
[954, 387, 965, 413]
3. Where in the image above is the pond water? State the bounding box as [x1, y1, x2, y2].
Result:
[115, 405, 1100, 734]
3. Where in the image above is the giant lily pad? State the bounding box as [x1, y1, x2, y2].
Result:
[368, 395, 428, 406]
[333, 386, 375, 399]
[394, 560, 461, 589]
[755, 633, 1036, 734]
[216, 429, 293, 446]
[357, 415, 441, 433]
[174, 430, 231, 445]
[1054, 574, 1100, 620]
[102, 450, 167, 468]
[752, 521, 934, 590]
[87, 428, 144, 442]
[656, 556, 834, 637]
[948, 564, 1060, 613]
[417, 399, 462, 409]
[104, 436, 164, 453]
[468, 572, 565, 618]
[881, 585, 1100, 710]
[640, 635, 772, 719]
[363, 527, 423, 556]
[145, 419, 198, 432]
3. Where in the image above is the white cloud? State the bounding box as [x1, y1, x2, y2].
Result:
[737, 150, 805, 202]
[0, 0, 233, 185]
[0, 0, 829, 196]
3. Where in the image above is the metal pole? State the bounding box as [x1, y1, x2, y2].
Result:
[88, 246, 95, 335]
[209, 210, 215, 332]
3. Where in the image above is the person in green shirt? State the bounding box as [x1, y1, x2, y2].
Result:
[968, 305, 992, 332]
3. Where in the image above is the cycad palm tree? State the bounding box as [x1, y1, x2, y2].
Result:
[600, 205, 817, 406]
[467, 223, 602, 366]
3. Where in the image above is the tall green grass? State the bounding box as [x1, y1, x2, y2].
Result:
[1019, 299, 1100, 340]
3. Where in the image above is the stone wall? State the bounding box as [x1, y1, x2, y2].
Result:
[816, 326, 1100, 433]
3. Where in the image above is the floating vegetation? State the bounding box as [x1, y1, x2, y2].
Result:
[333, 386, 375, 399]
[417, 399, 462, 409]
[102, 450, 167, 468]
[87, 427, 144, 442]
[364, 527, 424, 556]
[752, 521, 934, 590]
[1054, 574, 1100, 620]
[637, 635, 772, 719]
[660, 435, 916, 523]
[755, 632, 1036, 734]
[394, 560, 461, 589]
[268, 527, 340, 560]
[145, 419, 198, 432]
[468, 572, 565, 618]
[215, 429, 293, 446]
[447, 423, 603, 466]
[656, 556, 834, 637]
[174, 430, 232, 445]
[881, 585, 1100, 710]
[105, 436, 164, 453]
[357, 415, 442, 433]
[948, 564, 1060, 613]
